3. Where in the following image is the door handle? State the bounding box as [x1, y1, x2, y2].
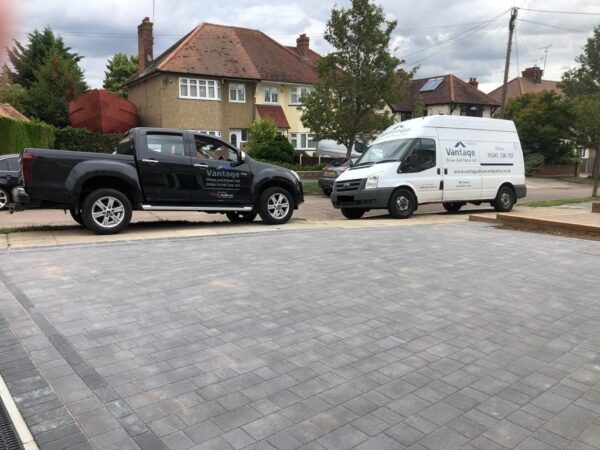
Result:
[437, 168, 441, 175]
[194, 163, 209, 168]
[444, 168, 448, 175]
[141, 158, 158, 164]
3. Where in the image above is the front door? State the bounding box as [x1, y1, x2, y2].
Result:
[190, 135, 254, 205]
[229, 130, 242, 148]
[136, 132, 194, 203]
[400, 138, 442, 204]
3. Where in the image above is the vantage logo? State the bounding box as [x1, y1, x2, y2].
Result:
[446, 141, 476, 158]
[455, 141, 466, 148]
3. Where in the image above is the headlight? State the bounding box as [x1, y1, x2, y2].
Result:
[291, 170, 301, 182]
[365, 174, 379, 189]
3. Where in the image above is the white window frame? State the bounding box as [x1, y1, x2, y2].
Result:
[229, 128, 248, 143]
[229, 83, 246, 103]
[264, 86, 279, 104]
[290, 132, 317, 150]
[199, 130, 222, 137]
[290, 87, 313, 105]
[179, 77, 221, 101]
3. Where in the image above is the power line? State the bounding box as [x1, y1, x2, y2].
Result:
[517, 19, 589, 33]
[518, 7, 600, 16]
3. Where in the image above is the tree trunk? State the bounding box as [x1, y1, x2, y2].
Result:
[346, 139, 355, 159]
[593, 147, 600, 198]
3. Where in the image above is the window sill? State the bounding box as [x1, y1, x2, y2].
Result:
[178, 96, 222, 102]
[229, 99, 246, 104]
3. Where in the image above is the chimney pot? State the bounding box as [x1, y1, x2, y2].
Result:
[521, 66, 543, 83]
[137, 17, 154, 73]
[296, 33, 310, 58]
[468, 77, 479, 89]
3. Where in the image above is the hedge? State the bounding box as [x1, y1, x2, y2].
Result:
[0, 117, 55, 155]
[54, 127, 121, 153]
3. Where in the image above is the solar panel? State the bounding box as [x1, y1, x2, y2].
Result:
[420, 77, 444, 92]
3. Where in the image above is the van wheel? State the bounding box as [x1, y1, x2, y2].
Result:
[81, 188, 132, 234]
[443, 202, 465, 213]
[341, 208, 365, 219]
[259, 187, 294, 224]
[226, 211, 257, 223]
[493, 186, 515, 212]
[388, 188, 416, 219]
[69, 208, 84, 226]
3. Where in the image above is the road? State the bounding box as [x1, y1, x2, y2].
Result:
[0, 177, 593, 228]
[1, 223, 599, 449]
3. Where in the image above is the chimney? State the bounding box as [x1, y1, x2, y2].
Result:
[296, 34, 310, 58]
[521, 66, 543, 84]
[468, 77, 479, 89]
[137, 17, 153, 73]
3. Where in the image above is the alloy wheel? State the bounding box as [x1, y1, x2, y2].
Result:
[91, 196, 126, 228]
[267, 193, 290, 219]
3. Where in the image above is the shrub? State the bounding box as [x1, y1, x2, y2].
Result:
[54, 126, 121, 153]
[0, 117, 55, 154]
[250, 134, 295, 163]
[524, 153, 545, 175]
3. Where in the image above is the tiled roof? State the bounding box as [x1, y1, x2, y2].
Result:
[285, 46, 321, 66]
[488, 78, 561, 103]
[256, 105, 290, 128]
[126, 23, 319, 86]
[389, 75, 500, 112]
[0, 103, 29, 121]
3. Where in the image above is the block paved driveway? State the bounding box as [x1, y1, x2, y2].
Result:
[1, 222, 600, 450]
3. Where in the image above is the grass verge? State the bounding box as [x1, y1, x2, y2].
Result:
[302, 180, 325, 195]
[521, 197, 598, 207]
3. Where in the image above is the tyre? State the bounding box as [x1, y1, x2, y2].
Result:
[341, 208, 365, 219]
[443, 202, 465, 213]
[81, 188, 132, 234]
[69, 207, 84, 226]
[493, 185, 515, 212]
[258, 187, 294, 224]
[388, 188, 416, 219]
[226, 211, 257, 223]
[0, 187, 8, 211]
[322, 188, 332, 196]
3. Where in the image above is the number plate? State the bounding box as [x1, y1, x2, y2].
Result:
[323, 171, 336, 177]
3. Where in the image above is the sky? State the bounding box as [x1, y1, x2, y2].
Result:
[2, 0, 600, 94]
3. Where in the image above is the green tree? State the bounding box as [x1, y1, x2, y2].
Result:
[561, 26, 600, 97]
[571, 92, 600, 196]
[0, 66, 27, 113]
[504, 91, 575, 173]
[103, 53, 138, 97]
[247, 118, 278, 150]
[301, 0, 411, 158]
[8, 27, 85, 90]
[25, 50, 87, 127]
[412, 95, 426, 118]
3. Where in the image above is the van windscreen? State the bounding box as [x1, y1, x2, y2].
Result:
[353, 139, 413, 166]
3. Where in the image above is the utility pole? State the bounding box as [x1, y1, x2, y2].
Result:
[500, 7, 518, 115]
[541, 44, 552, 72]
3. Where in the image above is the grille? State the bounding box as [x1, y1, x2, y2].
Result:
[334, 179, 363, 192]
[0, 397, 23, 450]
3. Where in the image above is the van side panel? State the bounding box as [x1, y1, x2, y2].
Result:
[477, 131, 525, 199]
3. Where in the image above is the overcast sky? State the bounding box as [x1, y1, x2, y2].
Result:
[3, 0, 600, 93]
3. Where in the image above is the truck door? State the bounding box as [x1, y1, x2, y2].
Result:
[399, 138, 442, 203]
[136, 131, 195, 203]
[190, 135, 254, 205]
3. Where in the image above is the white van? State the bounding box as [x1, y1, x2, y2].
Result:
[331, 116, 526, 219]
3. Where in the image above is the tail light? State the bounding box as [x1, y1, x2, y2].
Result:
[21, 152, 37, 184]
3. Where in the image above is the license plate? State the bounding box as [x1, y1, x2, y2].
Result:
[323, 171, 336, 177]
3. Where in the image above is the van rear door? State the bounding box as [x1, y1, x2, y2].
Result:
[437, 128, 482, 201]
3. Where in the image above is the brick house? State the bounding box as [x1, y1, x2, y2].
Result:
[388, 75, 500, 121]
[487, 66, 561, 104]
[124, 18, 320, 151]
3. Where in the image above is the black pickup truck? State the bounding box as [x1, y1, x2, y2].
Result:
[11, 127, 304, 234]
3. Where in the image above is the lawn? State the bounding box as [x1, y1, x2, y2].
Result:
[301, 179, 325, 195]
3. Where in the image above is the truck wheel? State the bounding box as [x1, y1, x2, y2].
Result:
[226, 211, 257, 223]
[69, 208, 84, 226]
[493, 186, 515, 212]
[388, 188, 416, 219]
[341, 208, 365, 219]
[258, 187, 294, 224]
[443, 202, 465, 213]
[0, 187, 8, 211]
[81, 189, 132, 234]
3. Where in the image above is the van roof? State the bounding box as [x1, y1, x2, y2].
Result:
[382, 116, 517, 135]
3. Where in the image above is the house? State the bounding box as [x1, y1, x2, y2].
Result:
[487, 66, 562, 104]
[388, 75, 500, 121]
[0, 103, 29, 122]
[124, 18, 319, 151]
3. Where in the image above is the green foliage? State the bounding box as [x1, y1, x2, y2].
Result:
[0, 67, 27, 113]
[103, 53, 139, 97]
[412, 95, 426, 118]
[503, 91, 575, 167]
[250, 134, 295, 163]
[54, 126, 121, 153]
[571, 92, 600, 195]
[561, 26, 600, 98]
[247, 118, 278, 150]
[301, 0, 412, 158]
[8, 27, 86, 90]
[24, 50, 87, 127]
[524, 153, 545, 175]
[0, 117, 55, 155]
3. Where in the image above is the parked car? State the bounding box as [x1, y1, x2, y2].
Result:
[318, 158, 356, 196]
[331, 116, 526, 219]
[315, 139, 366, 159]
[0, 154, 20, 211]
[11, 127, 304, 234]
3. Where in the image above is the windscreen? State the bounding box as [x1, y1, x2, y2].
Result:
[353, 139, 414, 166]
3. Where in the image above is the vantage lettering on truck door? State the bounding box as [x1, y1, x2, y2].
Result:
[205, 167, 242, 191]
